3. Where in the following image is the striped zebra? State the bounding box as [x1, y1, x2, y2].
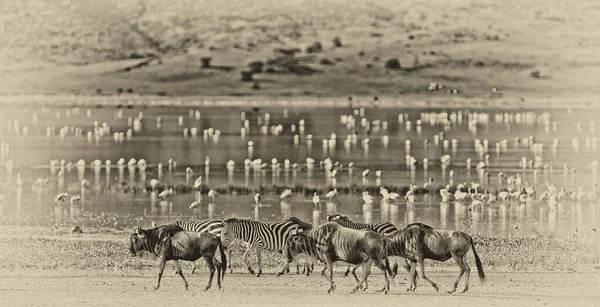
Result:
[326, 213, 405, 277]
[166, 219, 226, 273]
[221, 217, 312, 277]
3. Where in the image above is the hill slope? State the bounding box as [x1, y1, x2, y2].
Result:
[1, 0, 599, 99]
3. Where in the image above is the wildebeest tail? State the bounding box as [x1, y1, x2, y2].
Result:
[217, 236, 227, 280]
[470, 237, 486, 283]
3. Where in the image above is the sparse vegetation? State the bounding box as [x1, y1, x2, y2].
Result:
[384, 58, 401, 69]
[530, 70, 542, 79]
[200, 57, 212, 68]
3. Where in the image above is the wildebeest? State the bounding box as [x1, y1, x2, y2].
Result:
[129, 224, 227, 291]
[278, 222, 394, 294]
[386, 222, 486, 294]
[326, 213, 405, 278]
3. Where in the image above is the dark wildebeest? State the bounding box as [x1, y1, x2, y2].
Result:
[277, 222, 394, 294]
[129, 224, 227, 291]
[385, 222, 486, 294]
[326, 213, 408, 279]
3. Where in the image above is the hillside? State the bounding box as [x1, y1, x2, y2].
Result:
[1, 0, 600, 100]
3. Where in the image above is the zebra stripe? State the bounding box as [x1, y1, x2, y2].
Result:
[170, 219, 225, 237]
[222, 218, 307, 276]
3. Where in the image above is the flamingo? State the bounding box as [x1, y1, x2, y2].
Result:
[55, 192, 68, 202]
[158, 188, 173, 199]
[70, 195, 81, 205]
[362, 169, 370, 177]
[423, 177, 434, 189]
[312, 192, 321, 208]
[254, 193, 261, 206]
[208, 189, 217, 202]
[280, 189, 293, 199]
[486, 192, 497, 204]
[468, 199, 483, 211]
[362, 192, 374, 205]
[325, 189, 338, 200]
[189, 201, 200, 209]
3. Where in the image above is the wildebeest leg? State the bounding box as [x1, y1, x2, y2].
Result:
[372, 259, 391, 295]
[255, 248, 263, 277]
[204, 255, 216, 291]
[174, 260, 190, 290]
[242, 244, 255, 275]
[448, 253, 469, 294]
[277, 256, 293, 277]
[325, 258, 336, 294]
[344, 264, 352, 277]
[417, 257, 439, 292]
[351, 262, 369, 291]
[154, 258, 167, 290]
[351, 261, 372, 294]
[320, 263, 327, 277]
[408, 260, 418, 292]
[212, 256, 222, 290]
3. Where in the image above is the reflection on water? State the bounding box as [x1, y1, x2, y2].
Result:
[0, 103, 598, 243]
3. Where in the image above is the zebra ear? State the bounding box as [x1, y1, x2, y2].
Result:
[134, 225, 142, 235]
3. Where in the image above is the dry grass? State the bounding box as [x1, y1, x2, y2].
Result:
[1, 0, 600, 100]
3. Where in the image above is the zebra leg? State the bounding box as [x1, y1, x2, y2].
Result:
[226, 246, 234, 274]
[242, 245, 255, 275]
[203, 255, 216, 291]
[155, 257, 167, 290]
[255, 248, 263, 277]
[174, 260, 189, 290]
[373, 259, 391, 295]
[408, 261, 418, 292]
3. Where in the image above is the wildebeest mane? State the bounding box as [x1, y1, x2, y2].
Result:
[286, 216, 313, 230]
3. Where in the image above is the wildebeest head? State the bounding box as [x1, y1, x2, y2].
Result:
[129, 225, 146, 256]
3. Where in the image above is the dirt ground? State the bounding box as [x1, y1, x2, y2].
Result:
[0, 269, 598, 307]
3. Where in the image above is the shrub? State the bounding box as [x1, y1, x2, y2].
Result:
[200, 57, 212, 68]
[241, 71, 254, 82]
[530, 70, 541, 79]
[333, 37, 343, 48]
[319, 58, 335, 66]
[384, 58, 401, 69]
[248, 61, 265, 73]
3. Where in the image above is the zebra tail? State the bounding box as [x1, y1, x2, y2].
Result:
[217, 236, 227, 280]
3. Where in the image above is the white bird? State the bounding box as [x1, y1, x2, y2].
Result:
[208, 189, 217, 201]
[362, 169, 370, 177]
[325, 189, 338, 200]
[151, 221, 158, 228]
[468, 199, 483, 211]
[254, 193, 261, 205]
[70, 195, 81, 205]
[189, 201, 200, 209]
[375, 170, 382, 178]
[312, 192, 321, 207]
[158, 188, 173, 198]
[193, 176, 202, 189]
[150, 179, 159, 187]
[363, 192, 374, 205]
[55, 192, 68, 202]
[280, 189, 293, 199]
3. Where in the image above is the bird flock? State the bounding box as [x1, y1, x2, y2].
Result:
[0, 103, 598, 239]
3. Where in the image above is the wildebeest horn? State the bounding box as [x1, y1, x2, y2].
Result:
[134, 225, 142, 234]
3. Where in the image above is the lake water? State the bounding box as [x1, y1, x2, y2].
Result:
[0, 100, 598, 243]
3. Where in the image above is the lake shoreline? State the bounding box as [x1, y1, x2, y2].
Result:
[0, 94, 597, 110]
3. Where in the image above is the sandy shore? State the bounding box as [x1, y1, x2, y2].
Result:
[0, 269, 598, 307]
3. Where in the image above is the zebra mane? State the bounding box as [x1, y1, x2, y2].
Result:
[224, 217, 254, 223]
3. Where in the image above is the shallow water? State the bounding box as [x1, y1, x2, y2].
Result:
[0, 101, 598, 242]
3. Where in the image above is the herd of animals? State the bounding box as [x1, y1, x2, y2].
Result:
[129, 213, 486, 294]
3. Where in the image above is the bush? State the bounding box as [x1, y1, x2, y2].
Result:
[384, 58, 401, 69]
[200, 57, 212, 68]
[126, 88, 134, 94]
[530, 70, 541, 79]
[248, 61, 265, 73]
[319, 58, 335, 66]
[252, 83, 260, 90]
[241, 71, 254, 82]
[116, 88, 124, 95]
[333, 37, 343, 48]
[306, 41, 323, 53]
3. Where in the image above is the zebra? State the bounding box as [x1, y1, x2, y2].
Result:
[326, 213, 405, 277]
[221, 217, 313, 277]
[166, 219, 226, 274]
